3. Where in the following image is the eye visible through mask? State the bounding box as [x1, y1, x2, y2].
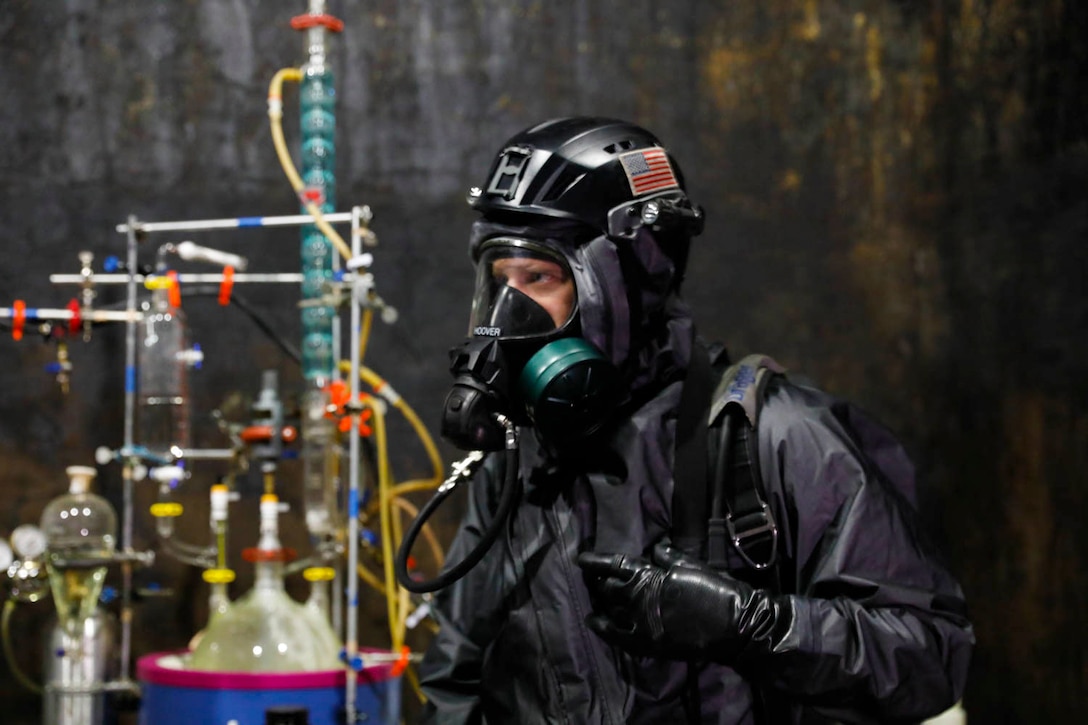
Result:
[469, 239, 577, 340]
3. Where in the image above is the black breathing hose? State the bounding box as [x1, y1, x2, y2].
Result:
[395, 418, 521, 594]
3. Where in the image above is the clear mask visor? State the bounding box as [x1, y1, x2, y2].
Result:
[468, 239, 577, 340]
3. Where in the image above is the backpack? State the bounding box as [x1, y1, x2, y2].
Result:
[671, 347, 919, 585]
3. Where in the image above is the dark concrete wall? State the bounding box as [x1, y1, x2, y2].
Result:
[1, 1, 1085, 722]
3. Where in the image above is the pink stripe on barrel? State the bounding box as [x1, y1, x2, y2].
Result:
[137, 650, 396, 690]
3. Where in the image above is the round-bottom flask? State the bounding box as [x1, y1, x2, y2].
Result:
[39, 466, 117, 636]
[188, 559, 341, 672]
[188, 495, 340, 672]
[189, 561, 337, 670]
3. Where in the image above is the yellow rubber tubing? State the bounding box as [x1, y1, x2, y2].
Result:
[268, 67, 355, 263]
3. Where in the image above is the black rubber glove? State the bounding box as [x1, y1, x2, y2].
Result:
[577, 542, 793, 664]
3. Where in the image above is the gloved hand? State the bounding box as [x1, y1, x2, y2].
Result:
[577, 542, 793, 664]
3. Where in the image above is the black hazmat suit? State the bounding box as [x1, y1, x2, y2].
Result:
[419, 118, 974, 724]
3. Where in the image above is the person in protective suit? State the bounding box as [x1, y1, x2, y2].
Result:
[417, 117, 974, 724]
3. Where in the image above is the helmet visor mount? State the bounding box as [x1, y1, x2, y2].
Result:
[468, 238, 577, 341]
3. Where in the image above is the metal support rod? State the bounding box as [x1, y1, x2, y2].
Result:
[345, 204, 362, 723]
[115, 211, 357, 234]
[0, 308, 142, 322]
[49, 272, 308, 286]
[119, 216, 138, 685]
[174, 448, 237, 461]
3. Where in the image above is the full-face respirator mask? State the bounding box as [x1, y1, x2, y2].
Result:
[441, 238, 622, 456]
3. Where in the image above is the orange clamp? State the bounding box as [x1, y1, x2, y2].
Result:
[338, 407, 373, 436]
[326, 380, 350, 408]
[239, 425, 296, 445]
[391, 646, 411, 678]
[11, 300, 25, 341]
[239, 425, 275, 443]
[290, 13, 344, 32]
[324, 382, 373, 436]
[218, 266, 234, 306]
[167, 271, 181, 308]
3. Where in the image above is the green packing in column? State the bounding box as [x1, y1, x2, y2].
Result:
[299, 61, 336, 383]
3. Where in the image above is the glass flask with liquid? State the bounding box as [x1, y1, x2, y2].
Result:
[138, 286, 192, 457]
[301, 566, 341, 661]
[39, 466, 117, 635]
[188, 495, 341, 672]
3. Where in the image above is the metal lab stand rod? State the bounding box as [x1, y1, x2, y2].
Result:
[119, 215, 139, 687]
[115, 211, 359, 234]
[49, 273, 307, 285]
[345, 204, 364, 722]
[0, 308, 142, 323]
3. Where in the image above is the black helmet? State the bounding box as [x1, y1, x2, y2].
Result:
[467, 117, 703, 246]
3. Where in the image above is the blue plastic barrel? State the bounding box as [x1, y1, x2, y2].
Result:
[137, 651, 401, 725]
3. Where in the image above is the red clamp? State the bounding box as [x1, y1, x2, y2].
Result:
[290, 13, 344, 32]
[325, 381, 374, 436]
[239, 425, 275, 443]
[391, 646, 411, 678]
[66, 299, 82, 335]
[343, 407, 374, 436]
[300, 187, 325, 206]
[327, 380, 349, 408]
[241, 546, 297, 564]
[239, 424, 298, 445]
[11, 300, 26, 341]
[218, 266, 235, 306]
[167, 271, 181, 308]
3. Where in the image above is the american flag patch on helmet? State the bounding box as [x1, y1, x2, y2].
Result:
[619, 147, 679, 196]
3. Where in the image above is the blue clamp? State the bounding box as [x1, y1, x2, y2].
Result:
[359, 529, 379, 548]
[339, 650, 365, 672]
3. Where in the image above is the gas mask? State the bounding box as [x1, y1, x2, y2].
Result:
[441, 238, 622, 455]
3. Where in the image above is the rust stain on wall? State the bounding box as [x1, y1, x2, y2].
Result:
[834, 10, 949, 381]
[125, 74, 156, 126]
[702, 45, 761, 115]
[798, 0, 821, 41]
[995, 390, 1078, 697]
[863, 18, 887, 226]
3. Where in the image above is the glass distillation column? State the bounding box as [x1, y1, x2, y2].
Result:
[188, 494, 340, 672]
[138, 281, 193, 459]
[299, 0, 341, 540]
[39, 466, 118, 725]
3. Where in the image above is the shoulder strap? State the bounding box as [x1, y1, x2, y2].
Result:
[671, 343, 713, 559]
[706, 354, 784, 571]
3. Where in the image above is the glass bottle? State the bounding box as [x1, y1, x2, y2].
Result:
[39, 466, 117, 635]
[138, 287, 192, 457]
[301, 388, 339, 537]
